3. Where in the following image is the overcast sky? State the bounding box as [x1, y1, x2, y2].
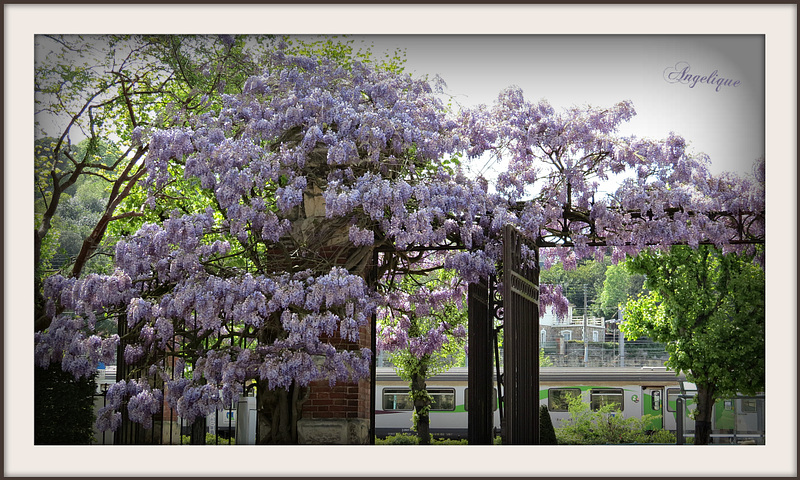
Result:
[36, 33, 765, 183]
[339, 35, 765, 180]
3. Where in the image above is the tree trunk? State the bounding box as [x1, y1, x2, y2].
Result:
[69, 153, 147, 280]
[190, 417, 207, 445]
[256, 382, 308, 444]
[694, 383, 716, 445]
[257, 383, 291, 444]
[410, 369, 432, 445]
[34, 229, 47, 331]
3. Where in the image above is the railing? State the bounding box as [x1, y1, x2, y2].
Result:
[676, 395, 765, 445]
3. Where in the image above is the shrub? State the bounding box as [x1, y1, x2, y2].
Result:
[181, 433, 236, 445]
[375, 433, 420, 445]
[539, 405, 558, 445]
[432, 437, 469, 445]
[375, 434, 471, 445]
[648, 428, 677, 444]
[555, 396, 674, 445]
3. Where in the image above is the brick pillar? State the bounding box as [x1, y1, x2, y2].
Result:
[279, 187, 374, 443]
[297, 324, 371, 444]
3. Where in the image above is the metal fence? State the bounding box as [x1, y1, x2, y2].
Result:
[675, 394, 765, 445]
[93, 365, 254, 445]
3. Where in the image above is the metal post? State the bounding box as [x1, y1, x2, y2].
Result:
[582, 284, 588, 365]
[618, 310, 625, 368]
[467, 278, 494, 444]
[503, 225, 540, 445]
[369, 249, 379, 445]
[676, 397, 684, 445]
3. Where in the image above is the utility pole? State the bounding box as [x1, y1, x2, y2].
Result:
[618, 309, 625, 367]
[583, 284, 588, 366]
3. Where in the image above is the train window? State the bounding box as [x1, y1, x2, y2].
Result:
[651, 389, 662, 411]
[429, 389, 456, 411]
[383, 388, 414, 411]
[590, 388, 624, 411]
[464, 388, 498, 411]
[548, 388, 580, 412]
[666, 388, 680, 412]
[382, 388, 456, 411]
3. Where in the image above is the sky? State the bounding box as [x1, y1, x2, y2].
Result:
[35, 33, 766, 186]
[350, 35, 765, 182]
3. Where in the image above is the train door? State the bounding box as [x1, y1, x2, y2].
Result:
[663, 387, 681, 431]
[642, 387, 664, 430]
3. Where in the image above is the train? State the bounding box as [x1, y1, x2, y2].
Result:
[94, 365, 764, 444]
[374, 366, 765, 444]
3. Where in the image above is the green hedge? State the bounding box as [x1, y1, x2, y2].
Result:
[539, 405, 558, 444]
[181, 433, 236, 445]
[375, 433, 469, 445]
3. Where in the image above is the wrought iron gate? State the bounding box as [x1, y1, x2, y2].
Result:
[467, 225, 540, 445]
[467, 278, 494, 444]
[501, 225, 540, 445]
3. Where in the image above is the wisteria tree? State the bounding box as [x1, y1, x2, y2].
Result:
[377, 260, 468, 444]
[33, 34, 283, 443]
[35, 40, 500, 443]
[35, 36, 764, 445]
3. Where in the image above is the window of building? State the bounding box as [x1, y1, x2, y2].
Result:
[382, 388, 456, 411]
[592, 330, 599, 342]
[541, 329, 547, 344]
[548, 388, 581, 412]
[590, 388, 624, 411]
[560, 330, 572, 341]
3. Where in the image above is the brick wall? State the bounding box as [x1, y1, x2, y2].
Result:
[302, 379, 370, 419]
[303, 323, 371, 420]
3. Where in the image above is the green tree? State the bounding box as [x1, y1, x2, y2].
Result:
[35, 139, 120, 273]
[540, 255, 611, 317]
[597, 261, 646, 319]
[378, 266, 469, 445]
[621, 245, 765, 445]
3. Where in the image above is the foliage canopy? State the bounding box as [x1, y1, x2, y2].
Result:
[622, 244, 765, 443]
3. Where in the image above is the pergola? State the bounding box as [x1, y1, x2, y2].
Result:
[369, 201, 764, 445]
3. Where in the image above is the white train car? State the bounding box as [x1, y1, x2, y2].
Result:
[375, 366, 693, 439]
[375, 367, 497, 438]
